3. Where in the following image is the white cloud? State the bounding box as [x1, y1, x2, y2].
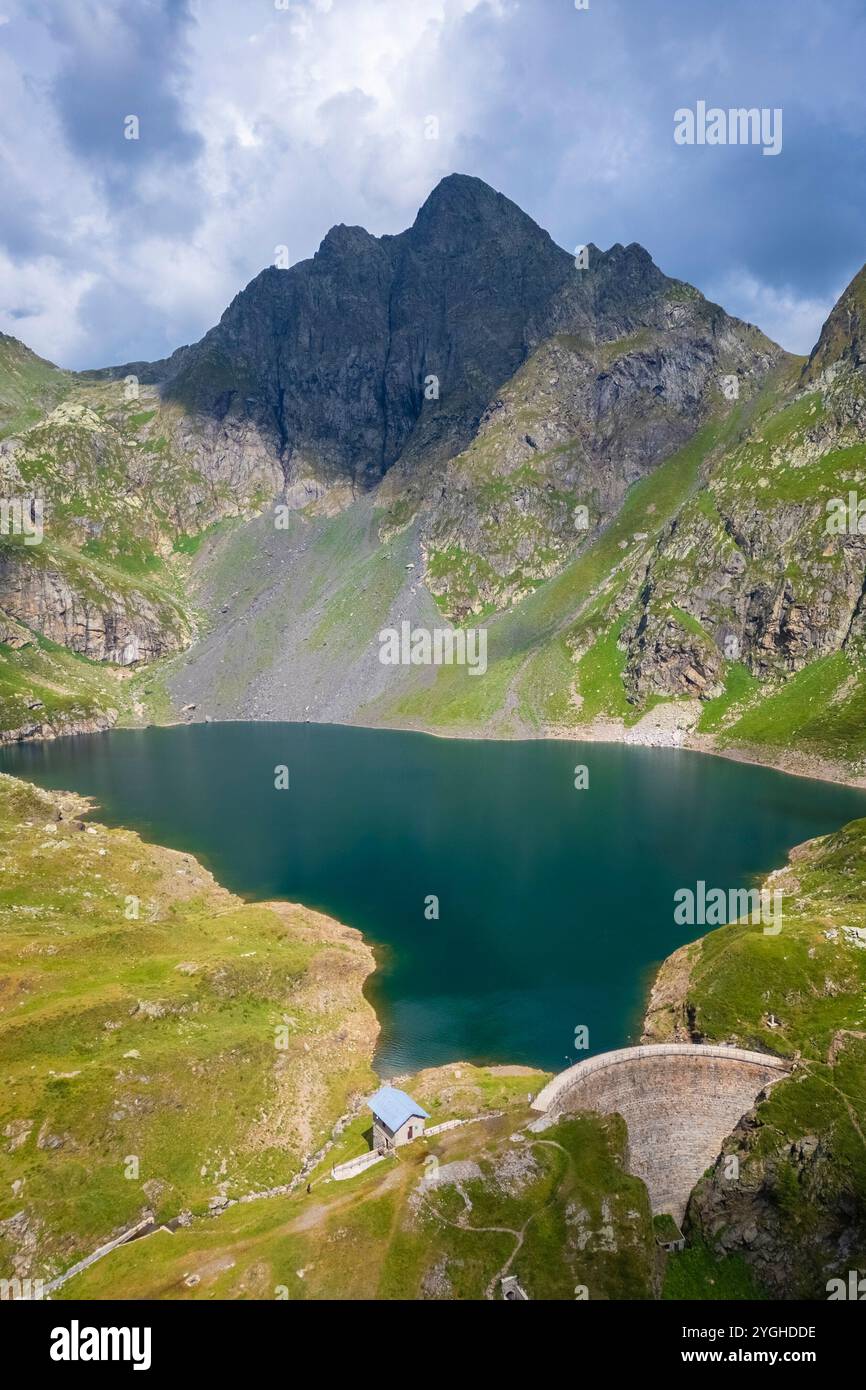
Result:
[0, 249, 97, 364]
[0, 0, 513, 365]
[703, 268, 836, 356]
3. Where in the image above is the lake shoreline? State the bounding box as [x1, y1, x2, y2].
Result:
[5, 695, 864, 792]
[5, 720, 865, 1078]
[345, 713, 866, 792]
[117, 707, 866, 793]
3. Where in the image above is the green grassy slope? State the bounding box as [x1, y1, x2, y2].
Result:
[365, 416, 735, 732]
[0, 336, 72, 441]
[0, 775, 378, 1283]
[717, 649, 866, 770]
[57, 1102, 659, 1302]
[360, 344, 866, 787]
[646, 817, 866, 1296]
[0, 627, 125, 740]
[0, 360, 223, 738]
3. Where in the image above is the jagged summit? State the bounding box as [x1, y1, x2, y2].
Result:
[2, 170, 856, 801]
[85, 175, 692, 488]
[3, 168, 784, 509]
[315, 222, 380, 260]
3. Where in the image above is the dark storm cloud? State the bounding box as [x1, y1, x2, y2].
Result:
[462, 0, 866, 339]
[1, 0, 864, 365]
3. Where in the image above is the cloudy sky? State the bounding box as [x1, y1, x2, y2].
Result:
[1, 0, 864, 368]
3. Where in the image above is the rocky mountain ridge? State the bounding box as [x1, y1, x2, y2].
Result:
[1, 175, 865, 776]
[93, 176, 688, 496]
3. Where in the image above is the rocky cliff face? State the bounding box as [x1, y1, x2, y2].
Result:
[0, 391, 203, 675]
[618, 321, 866, 704]
[95, 175, 780, 531]
[686, 1066, 866, 1300]
[643, 821, 866, 1299]
[0, 173, 783, 696]
[97, 175, 586, 495]
[804, 263, 866, 382]
[415, 285, 780, 618]
[0, 549, 186, 663]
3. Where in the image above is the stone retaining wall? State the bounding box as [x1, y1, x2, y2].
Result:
[532, 1044, 791, 1221]
[332, 1150, 389, 1181]
[425, 1110, 503, 1137]
[43, 1216, 154, 1296]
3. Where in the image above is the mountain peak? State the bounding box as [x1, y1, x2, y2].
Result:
[315, 222, 380, 262]
[417, 172, 502, 211]
[411, 173, 557, 246]
[804, 261, 866, 382]
[604, 241, 655, 266]
[88, 174, 769, 496]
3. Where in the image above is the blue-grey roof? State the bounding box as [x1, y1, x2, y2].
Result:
[366, 1086, 430, 1132]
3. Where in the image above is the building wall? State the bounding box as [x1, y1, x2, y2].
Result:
[373, 1119, 392, 1150]
[393, 1117, 424, 1146]
[373, 1116, 425, 1149]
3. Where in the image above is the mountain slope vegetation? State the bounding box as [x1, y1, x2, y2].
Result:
[0, 774, 377, 1283]
[645, 819, 866, 1298]
[3, 177, 866, 1299]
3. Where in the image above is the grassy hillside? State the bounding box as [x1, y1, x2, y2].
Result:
[0, 370, 224, 740]
[0, 625, 125, 741]
[365, 416, 736, 732]
[0, 620, 184, 745]
[57, 1098, 660, 1301]
[2, 307, 865, 788]
[0, 770, 669, 1304]
[0, 336, 71, 442]
[0, 765, 772, 1304]
[0, 774, 378, 1284]
[645, 817, 866, 1296]
[713, 648, 866, 771]
[356, 346, 866, 792]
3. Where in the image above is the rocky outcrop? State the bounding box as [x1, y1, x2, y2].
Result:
[804, 263, 866, 382]
[95, 177, 781, 532]
[95, 175, 586, 491]
[419, 293, 782, 617]
[0, 552, 188, 664]
[685, 1048, 866, 1300]
[622, 604, 725, 702]
[0, 710, 116, 745]
[618, 329, 866, 700]
[640, 821, 866, 1298]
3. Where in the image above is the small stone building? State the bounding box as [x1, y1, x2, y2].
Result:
[653, 1213, 686, 1253]
[501, 1276, 529, 1300]
[367, 1086, 430, 1151]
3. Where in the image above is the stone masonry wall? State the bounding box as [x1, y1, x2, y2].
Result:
[532, 1044, 791, 1221]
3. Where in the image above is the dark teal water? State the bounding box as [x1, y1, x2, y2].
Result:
[3, 723, 865, 1075]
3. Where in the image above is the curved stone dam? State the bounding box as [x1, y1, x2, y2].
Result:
[531, 1043, 792, 1221]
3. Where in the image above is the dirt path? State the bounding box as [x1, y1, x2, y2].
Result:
[286, 1162, 403, 1233]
